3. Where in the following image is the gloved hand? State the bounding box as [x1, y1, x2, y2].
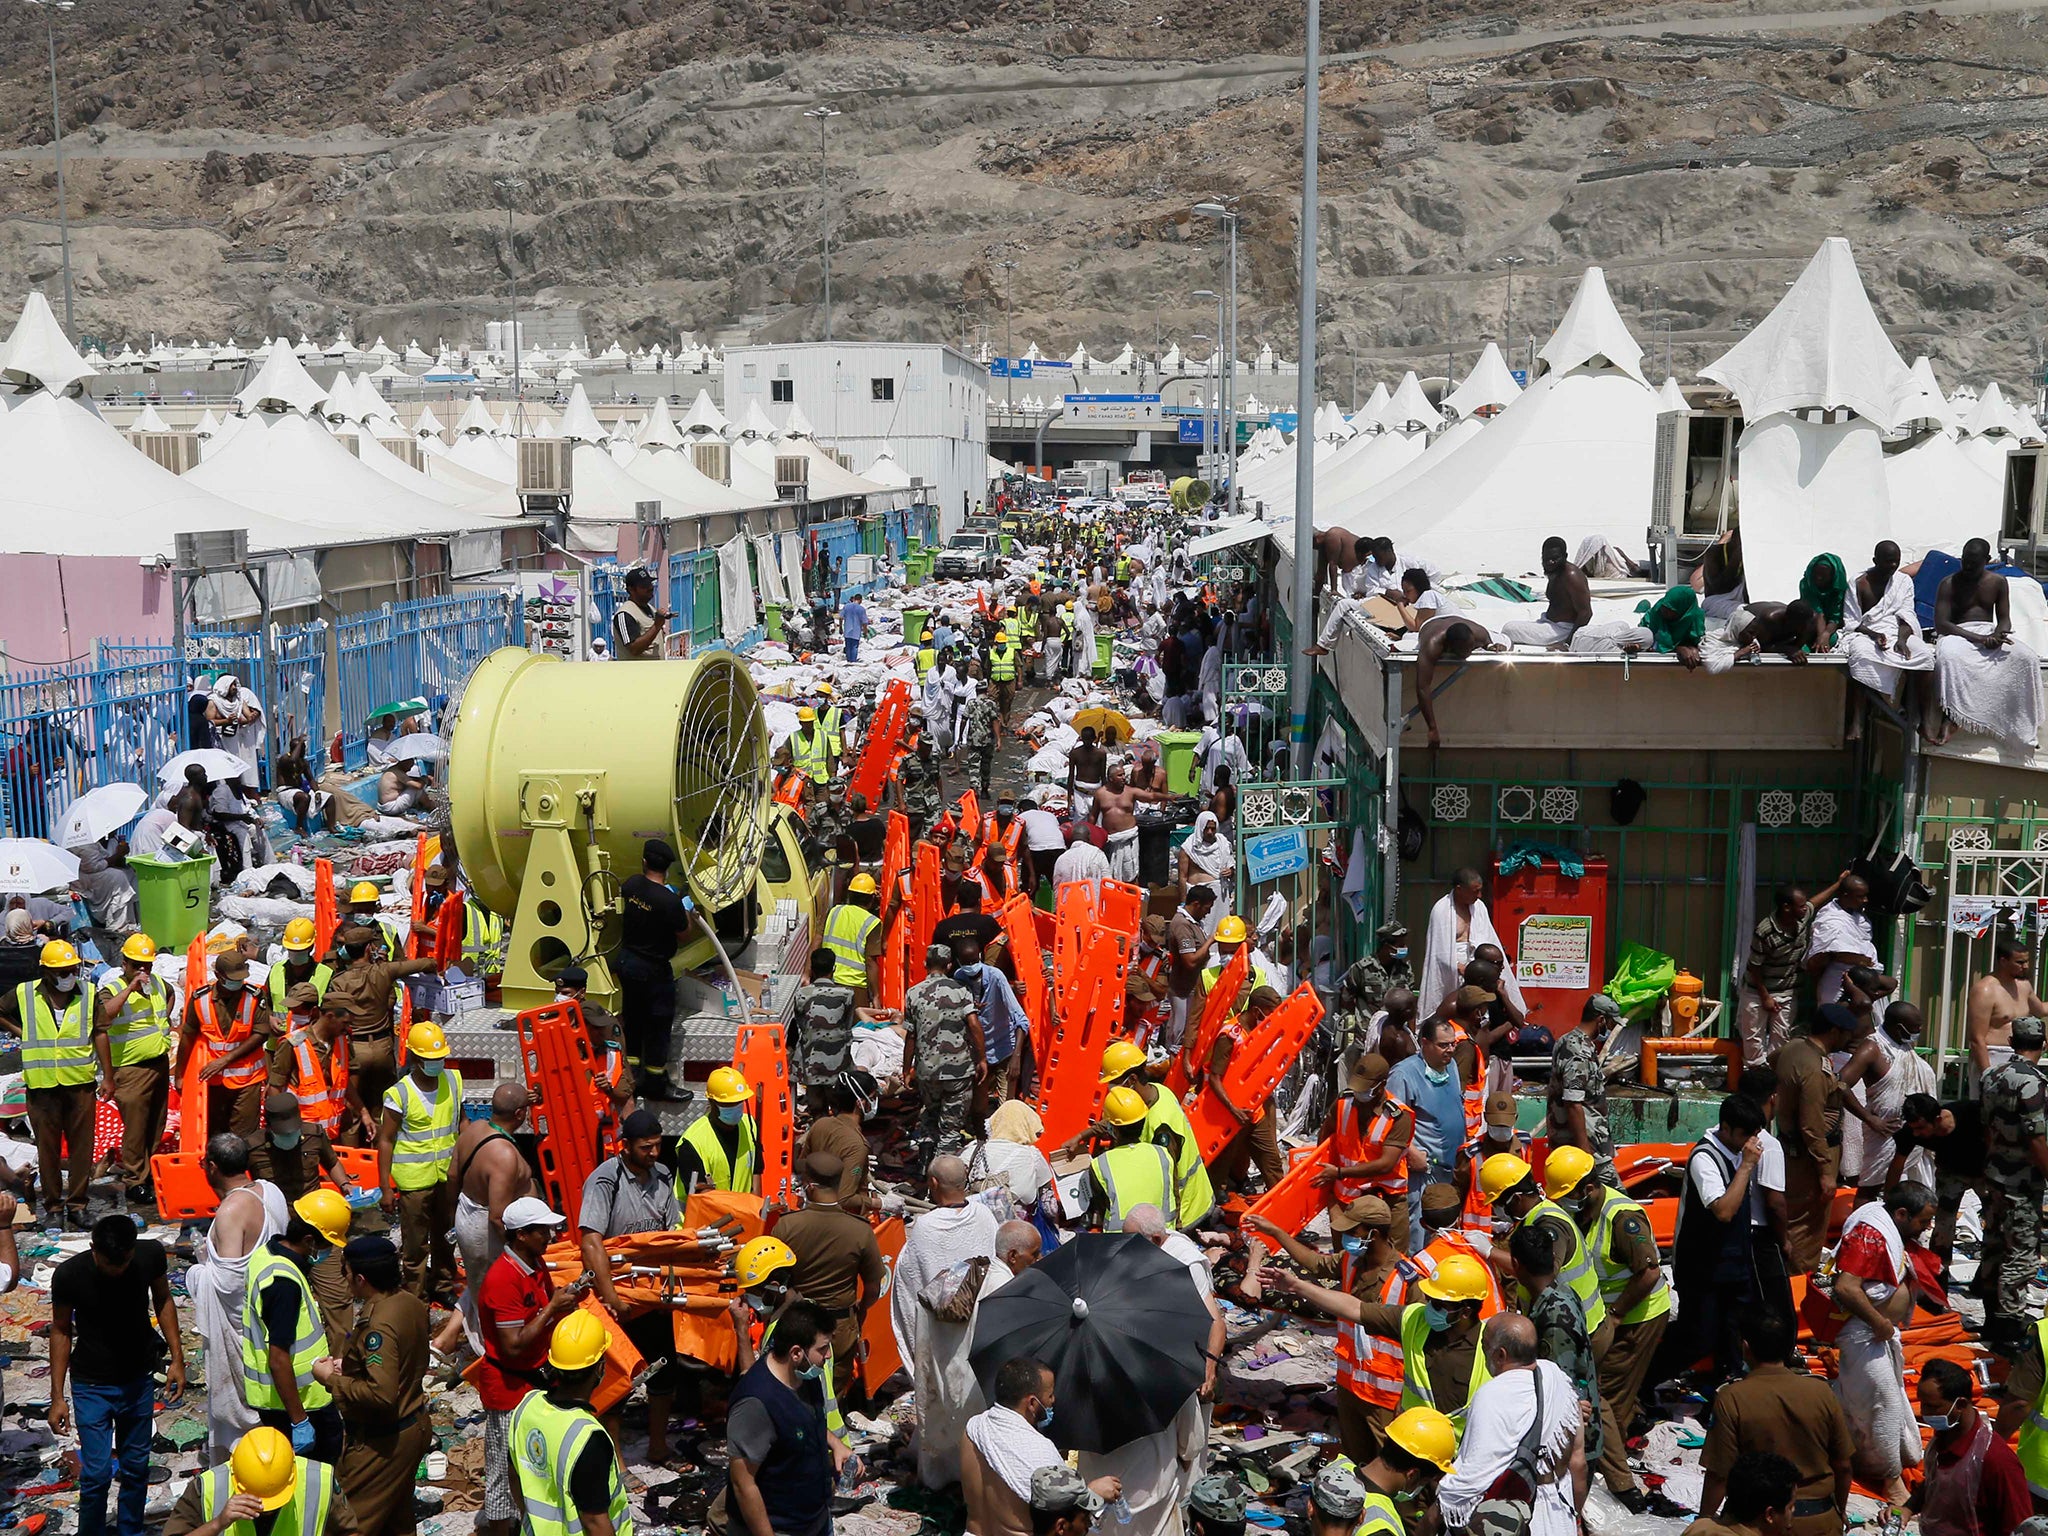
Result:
[289, 1417, 316, 1453]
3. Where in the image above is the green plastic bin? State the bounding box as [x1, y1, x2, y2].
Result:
[1000, 534, 1014, 556]
[903, 607, 931, 647]
[1093, 634, 1114, 678]
[1154, 729, 1204, 795]
[764, 602, 785, 643]
[132, 853, 215, 951]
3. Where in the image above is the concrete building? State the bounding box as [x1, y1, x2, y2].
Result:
[723, 341, 988, 539]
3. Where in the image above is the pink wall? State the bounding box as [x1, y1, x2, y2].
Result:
[0, 556, 172, 663]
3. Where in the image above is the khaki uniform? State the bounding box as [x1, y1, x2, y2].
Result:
[248, 1130, 355, 1351]
[328, 1289, 433, 1536]
[162, 1475, 360, 1536]
[1588, 1201, 1668, 1494]
[1773, 1036, 1844, 1275]
[325, 959, 431, 1142]
[1701, 1361, 1853, 1536]
[1304, 1250, 1397, 1465]
[799, 1117, 874, 1209]
[773, 1202, 886, 1398]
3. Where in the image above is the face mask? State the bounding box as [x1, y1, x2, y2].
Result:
[1392, 948, 1409, 962]
[745, 1293, 775, 1316]
[1340, 1234, 1367, 1256]
[53, 974, 78, 993]
[310, 1248, 330, 1266]
[1921, 1414, 1955, 1434]
[795, 1360, 825, 1381]
[1486, 1124, 1514, 1143]
[959, 962, 986, 980]
[1422, 1063, 1450, 1087]
[1035, 1405, 1054, 1432]
[272, 1130, 302, 1150]
[717, 1103, 745, 1126]
[219, 979, 244, 995]
[420, 1060, 444, 1079]
[1423, 1303, 1452, 1333]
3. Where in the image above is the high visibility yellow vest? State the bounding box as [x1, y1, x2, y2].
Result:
[916, 647, 937, 682]
[386, 1069, 462, 1189]
[1090, 1142, 1174, 1228]
[104, 975, 174, 1068]
[1358, 1489, 1404, 1536]
[1524, 1198, 1607, 1334]
[792, 726, 830, 780]
[677, 1113, 759, 1195]
[1586, 1186, 1671, 1325]
[198, 1457, 334, 1536]
[820, 706, 845, 756]
[2021, 1317, 2048, 1498]
[17, 981, 97, 1088]
[268, 963, 334, 1014]
[509, 1390, 635, 1536]
[1140, 1090, 1215, 1229]
[1397, 1303, 1493, 1430]
[822, 904, 879, 988]
[463, 905, 505, 974]
[240, 1245, 333, 1412]
[989, 644, 1018, 682]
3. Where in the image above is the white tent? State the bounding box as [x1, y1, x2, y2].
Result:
[131, 402, 171, 433]
[1, 291, 97, 396]
[1443, 343, 1522, 420]
[1311, 428, 1430, 526]
[194, 408, 222, 439]
[236, 338, 329, 417]
[868, 448, 914, 489]
[414, 404, 447, 442]
[1382, 371, 1444, 434]
[1353, 382, 1392, 433]
[1892, 356, 1954, 433]
[1656, 377, 1689, 415]
[1884, 429, 2004, 561]
[635, 396, 686, 450]
[624, 441, 755, 514]
[548, 383, 689, 544]
[677, 389, 730, 439]
[779, 411, 889, 499]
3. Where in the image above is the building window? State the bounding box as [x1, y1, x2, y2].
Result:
[871, 377, 895, 402]
[771, 379, 794, 402]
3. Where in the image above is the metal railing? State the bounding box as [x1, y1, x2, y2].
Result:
[0, 642, 186, 840]
[334, 593, 518, 767]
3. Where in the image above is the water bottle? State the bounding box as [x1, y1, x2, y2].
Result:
[1109, 1497, 1133, 1525]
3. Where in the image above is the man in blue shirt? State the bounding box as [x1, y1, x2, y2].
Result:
[955, 938, 1023, 1107]
[1386, 1018, 1468, 1254]
[840, 595, 868, 662]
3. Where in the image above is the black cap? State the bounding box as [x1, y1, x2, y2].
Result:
[644, 839, 677, 870]
[625, 565, 654, 588]
[620, 1108, 664, 1140]
[556, 966, 589, 989]
[343, 1235, 398, 1267]
[1815, 1002, 1860, 1037]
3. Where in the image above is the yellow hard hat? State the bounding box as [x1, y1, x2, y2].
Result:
[1540, 1145, 1596, 1201]
[230, 1427, 298, 1511]
[348, 881, 382, 904]
[847, 872, 879, 896]
[1384, 1406, 1459, 1473]
[816, 681, 835, 696]
[120, 933, 158, 964]
[1417, 1252, 1492, 1304]
[1478, 1153, 1535, 1205]
[1104, 1085, 1149, 1127]
[707, 1066, 753, 1105]
[736, 1236, 796, 1289]
[406, 1021, 451, 1060]
[294, 1187, 352, 1246]
[797, 706, 817, 723]
[1099, 1039, 1147, 1084]
[282, 917, 317, 953]
[1214, 916, 1248, 944]
[548, 1309, 611, 1372]
[38, 939, 79, 970]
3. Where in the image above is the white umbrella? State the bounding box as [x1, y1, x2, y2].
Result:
[54, 782, 149, 848]
[389, 734, 450, 763]
[157, 749, 256, 787]
[0, 841, 81, 895]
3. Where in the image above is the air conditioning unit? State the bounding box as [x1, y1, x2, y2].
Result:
[130, 430, 201, 475]
[1648, 414, 1687, 581]
[175, 529, 249, 572]
[692, 442, 730, 484]
[835, 451, 854, 470]
[775, 455, 810, 502]
[338, 433, 362, 459]
[378, 436, 425, 471]
[518, 438, 573, 504]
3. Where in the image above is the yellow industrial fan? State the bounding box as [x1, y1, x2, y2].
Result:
[448, 646, 771, 1009]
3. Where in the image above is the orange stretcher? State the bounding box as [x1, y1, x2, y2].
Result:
[1182, 982, 1326, 1163]
[850, 679, 911, 808]
[1168, 948, 1249, 1097]
[999, 893, 1051, 1065]
[1096, 880, 1144, 940]
[912, 840, 942, 959]
[1242, 1138, 1335, 1251]
[314, 857, 339, 956]
[861, 1215, 908, 1392]
[956, 790, 981, 849]
[734, 1023, 796, 1209]
[879, 906, 909, 1011]
[520, 1001, 606, 1228]
[1033, 923, 1135, 1152]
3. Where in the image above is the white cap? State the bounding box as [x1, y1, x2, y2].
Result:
[502, 1196, 567, 1232]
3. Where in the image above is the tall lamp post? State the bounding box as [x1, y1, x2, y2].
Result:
[803, 105, 843, 341]
[1195, 290, 1222, 485]
[1496, 255, 1525, 355]
[1287, 0, 1320, 772]
[26, 0, 77, 336]
[494, 176, 525, 429]
[1194, 197, 1240, 505]
[986, 242, 1023, 412]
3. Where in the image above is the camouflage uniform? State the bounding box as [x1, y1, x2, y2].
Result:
[1981, 1053, 2048, 1341]
[1525, 1279, 1604, 1463]
[897, 752, 942, 841]
[905, 973, 978, 1155]
[1332, 954, 1414, 1052]
[962, 694, 1001, 798]
[1546, 1029, 1621, 1189]
[791, 981, 857, 1090]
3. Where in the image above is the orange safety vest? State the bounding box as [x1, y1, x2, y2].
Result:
[1333, 1094, 1412, 1204]
[1330, 1252, 1402, 1408]
[592, 1044, 628, 1154]
[1447, 1021, 1486, 1142]
[774, 771, 810, 816]
[982, 813, 1025, 862]
[284, 1023, 348, 1133]
[951, 869, 997, 915]
[1418, 1230, 1505, 1316]
[194, 987, 267, 1091]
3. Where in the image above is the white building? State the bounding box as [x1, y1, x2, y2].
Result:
[722, 341, 988, 539]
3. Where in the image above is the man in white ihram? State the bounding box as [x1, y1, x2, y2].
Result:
[1076, 1206, 1227, 1536]
[1436, 1314, 1587, 1536]
[892, 1155, 1005, 1489]
[1417, 868, 1529, 1021]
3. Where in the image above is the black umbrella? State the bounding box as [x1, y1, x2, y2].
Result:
[969, 1232, 1213, 1453]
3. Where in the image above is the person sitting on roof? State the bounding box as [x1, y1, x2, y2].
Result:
[1931, 537, 2042, 748]
[1569, 584, 1705, 669]
[1696, 601, 1823, 674]
[1415, 617, 1504, 748]
[1500, 537, 1593, 650]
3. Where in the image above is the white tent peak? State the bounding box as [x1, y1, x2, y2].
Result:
[1702, 237, 1913, 433]
[636, 396, 684, 450]
[1893, 355, 1954, 432]
[236, 337, 329, 416]
[864, 446, 912, 488]
[677, 389, 729, 438]
[1443, 343, 1522, 419]
[557, 383, 608, 444]
[1538, 267, 1646, 386]
[0, 290, 98, 395]
[736, 399, 779, 440]
[782, 403, 817, 439]
[193, 408, 222, 438]
[1384, 371, 1445, 433]
[1656, 377, 1690, 414]
[1354, 381, 1392, 433]
[414, 403, 445, 439]
[454, 396, 497, 436]
[1962, 380, 2033, 440]
[131, 402, 171, 432]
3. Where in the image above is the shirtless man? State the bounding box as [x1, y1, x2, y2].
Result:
[1967, 933, 2048, 1080]
[438, 1082, 537, 1355]
[1931, 536, 2039, 747]
[1313, 528, 1363, 594]
[196, 1132, 287, 1459]
[1692, 528, 1744, 613]
[1726, 600, 1822, 662]
[1091, 763, 1178, 884]
[1500, 536, 1593, 649]
[1851, 543, 1918, 655]
[1414, 616, 1505, 748]
[1067, 725, 1108, 806]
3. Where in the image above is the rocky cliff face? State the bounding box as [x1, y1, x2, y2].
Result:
[3, 0, 2047, 390]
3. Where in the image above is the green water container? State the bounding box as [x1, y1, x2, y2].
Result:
[903, 607, 930, 647]
[132, 853, 216, 951]
[1154, 729, 1204, 795]
[764, 603, 785, 642]
[1093, 634, 1114, 677]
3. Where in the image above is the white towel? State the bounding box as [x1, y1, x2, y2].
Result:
[965, 1405, 1062, 1501]
[1419, 892, 1528, 1019]
[1936, 620, 2043, 746]
[1841, 570, 1934, 697]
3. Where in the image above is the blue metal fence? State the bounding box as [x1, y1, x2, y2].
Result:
[0, 642, 186, 840]
[335, 593, 518, 767]
[182, 622, 329, 772]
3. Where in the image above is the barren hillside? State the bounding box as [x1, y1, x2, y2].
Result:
[5, 0, 2048, 388]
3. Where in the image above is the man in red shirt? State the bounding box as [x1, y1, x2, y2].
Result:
[476, 1197, 588, 1536]
[1911, 1358, 2032, 1536]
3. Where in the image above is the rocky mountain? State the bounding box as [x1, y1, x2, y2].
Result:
[3, 0, 2048, 391]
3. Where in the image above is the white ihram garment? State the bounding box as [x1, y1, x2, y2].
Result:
[1936, 620, 2043, 747]
[891, 1201, 1003, 1488]
[189, 1180, 290, 1460]
[1840, 570, 1934, 698]
[1418, 893, 1528, 1019]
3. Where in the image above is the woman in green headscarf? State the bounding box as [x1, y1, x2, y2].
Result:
[1798, 553, 1847, 649]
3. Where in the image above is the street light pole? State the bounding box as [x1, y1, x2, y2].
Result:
[1196, 291, 1222, 481]
[1496, 255, 1524, 354]
[804, 105, 842, 342]
[1195, 198, 1242, 507]
[1287, 0, 1320, 771]
[27, 0, 77, 335]
[496, 176, 524, 430]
